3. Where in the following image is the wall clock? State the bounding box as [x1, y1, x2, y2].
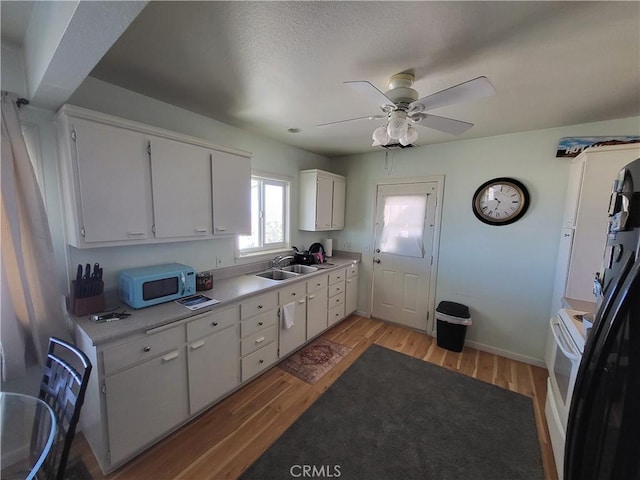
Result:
[472, 177, 530, 226]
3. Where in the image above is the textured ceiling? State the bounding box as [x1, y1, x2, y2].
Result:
[7, 2, 640, 157]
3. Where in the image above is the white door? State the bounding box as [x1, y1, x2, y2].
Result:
[372, 182, 438, 331]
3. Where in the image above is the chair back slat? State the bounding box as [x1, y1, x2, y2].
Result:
[34, 337, 92, 480]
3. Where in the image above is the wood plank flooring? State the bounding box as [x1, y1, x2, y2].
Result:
[70, 316, 558, 480]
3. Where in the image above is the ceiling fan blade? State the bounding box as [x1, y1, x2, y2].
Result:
[344, 81, 395, 109]
[411, 76, 495, 112]
[413, 114, 474, 135]
[317, 114, 386, 128]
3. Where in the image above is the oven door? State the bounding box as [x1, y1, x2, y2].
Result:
[547, 316, 582, 428]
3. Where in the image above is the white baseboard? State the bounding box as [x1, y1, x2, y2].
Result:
[353, 312, 546, 369]
[464, 340, 546, 368]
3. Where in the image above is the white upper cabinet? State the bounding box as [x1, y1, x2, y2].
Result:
[211, 150, 251, 235]
[67, 118, 153, 244]
[149, 136, 212, 239]
[299, 169, 346, 231]
[551, 144, 640, 311]
[56, 106, 252, 247]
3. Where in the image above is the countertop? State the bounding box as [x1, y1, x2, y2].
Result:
[73, 256, 359, 347]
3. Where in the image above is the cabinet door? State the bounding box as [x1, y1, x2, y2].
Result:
[72, 119, 152, 243]
[105, 349, 188, 465]
[149, 137, 212, 238]
[315, 176, 333, 230]
[550, 228, 574, 315]
[563, 158, 585, 228]
[331, 178, 346, 229]
[280, 298, 307, 357]
[307, 287, 328, 339]
[187, 325, 239, 414]
[345, 275, 358, 315]
[212, 150, 251, 235]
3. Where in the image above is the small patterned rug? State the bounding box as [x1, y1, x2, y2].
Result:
[279, 338, 352, 384]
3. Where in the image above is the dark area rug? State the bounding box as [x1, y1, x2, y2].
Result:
[278, 338, 352, 384]
[242, 344, 544, 480]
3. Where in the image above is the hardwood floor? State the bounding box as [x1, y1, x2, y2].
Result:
[70, 315, 558, 480]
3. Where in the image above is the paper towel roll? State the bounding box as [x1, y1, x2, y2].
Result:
[324, 238, 333, 257]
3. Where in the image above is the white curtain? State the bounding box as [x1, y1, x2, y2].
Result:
[1, 91, 70, 381]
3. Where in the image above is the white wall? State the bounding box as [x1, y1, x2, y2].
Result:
[329, 116, 640, 363]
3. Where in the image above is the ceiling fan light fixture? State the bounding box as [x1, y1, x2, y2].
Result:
[372, 125, 390, 145]
[386, 110, 408, 140]
[399, 126, 418, 146]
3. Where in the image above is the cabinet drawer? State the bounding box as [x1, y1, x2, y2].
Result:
[240, 291, 278, 320]
[328, 292, 345, 308]
[328, 280, 345, 297]
[186, 305, 238, 342]
[240, 309, 278, 338]
[346, 264, 359, 278]
[103, 326, 184, 375]
[241, 325, 277, 357]
[241, 341, 278, 382]
[329, 269, 346, 285]
[279, 283, 306, 304]
[307, 275, 328, 293]
[328, 303, 345, 326]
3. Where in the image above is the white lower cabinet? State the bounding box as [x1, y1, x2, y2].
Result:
[104, 330, 188, 466]
[240, 291, 279, 382]
[279, 282, 307, 357]
[345, 264, 359, 316]
[76, 263, 359, 475]
[328, 268, 346, 326]
[306, 275, 329, 340]
[186, 307, 239, 415]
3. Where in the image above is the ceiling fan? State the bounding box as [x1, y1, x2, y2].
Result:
[318, 73, 496, 147]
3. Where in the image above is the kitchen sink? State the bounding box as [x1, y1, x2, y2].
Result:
[281, 264, 318, 274]
[253, 269, 300, 281]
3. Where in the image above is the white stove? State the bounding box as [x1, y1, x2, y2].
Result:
[558, 308, 591, 354]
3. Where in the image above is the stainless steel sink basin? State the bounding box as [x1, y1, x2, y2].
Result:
[253, 269, 299, 280]
[281, 264, 318, 274]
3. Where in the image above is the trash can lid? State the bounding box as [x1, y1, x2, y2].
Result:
[436, 301, 470, 318]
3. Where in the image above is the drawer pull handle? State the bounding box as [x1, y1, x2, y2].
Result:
[309, 294, 315, 299]
[259, 359, 264, 364]
[292, 292, 296, 296]
[212, 321, 218, 326]
[143, 346, 151, 352]
[190, 340, 205, 350]
[258, 321, 264, 326]
[298, 299, 306, 305]
[127, 231, 146, 237]
[162, 351, 179, 362]
[255, 336, 265, 344]
[258, 305, 263, 309]
[194, 228, 207, 233]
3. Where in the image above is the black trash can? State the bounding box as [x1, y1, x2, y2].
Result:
[436, 301, 472, 352]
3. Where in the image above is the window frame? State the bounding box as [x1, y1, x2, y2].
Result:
[237, 171, 291, 256]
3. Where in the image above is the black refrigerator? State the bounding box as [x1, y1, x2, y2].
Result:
[565, 158, 640, 480]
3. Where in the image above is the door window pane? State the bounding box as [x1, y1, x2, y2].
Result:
[380, 194, 427, 257]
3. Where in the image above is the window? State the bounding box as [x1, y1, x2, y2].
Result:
[238, 174, 290, 254]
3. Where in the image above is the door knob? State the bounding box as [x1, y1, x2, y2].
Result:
[374, 258, 381, 264]
[375, 248, 381, 253]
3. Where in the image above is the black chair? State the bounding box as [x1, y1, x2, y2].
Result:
[36, 337, 92, 480]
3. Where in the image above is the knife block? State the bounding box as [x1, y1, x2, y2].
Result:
[69, 280, 105, 316]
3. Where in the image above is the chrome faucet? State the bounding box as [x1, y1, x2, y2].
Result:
[272, 254, 295, 268]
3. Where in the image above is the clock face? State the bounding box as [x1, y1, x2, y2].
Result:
[472, 178, 530, 225]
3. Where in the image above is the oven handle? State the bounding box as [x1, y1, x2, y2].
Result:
[549, 317, 580, 361]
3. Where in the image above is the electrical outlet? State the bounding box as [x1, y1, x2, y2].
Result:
[216, 257, 223, 267]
